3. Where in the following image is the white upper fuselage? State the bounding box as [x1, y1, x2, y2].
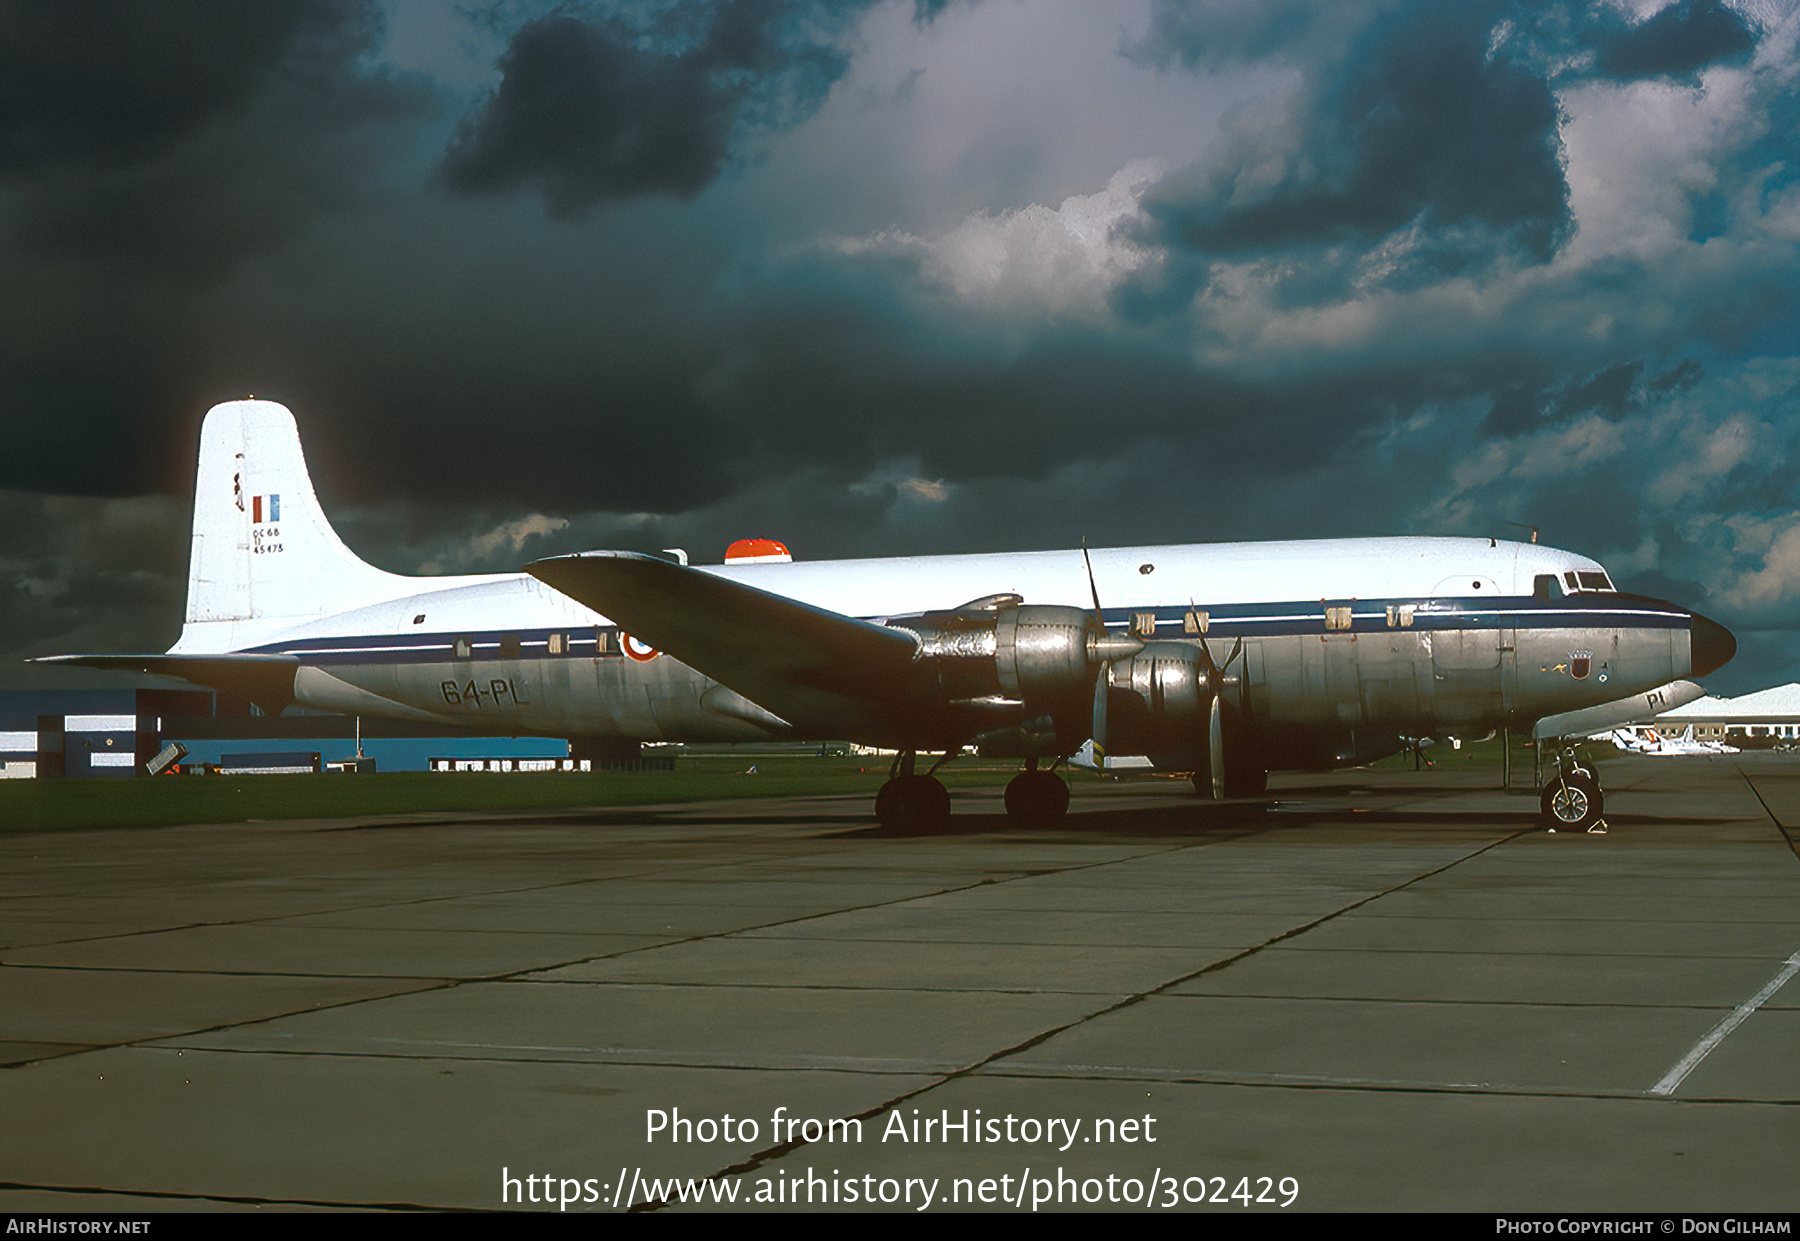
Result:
[174, 536, 1607, 653]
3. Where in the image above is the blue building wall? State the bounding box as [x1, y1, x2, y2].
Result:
[1, 690, 569, 775]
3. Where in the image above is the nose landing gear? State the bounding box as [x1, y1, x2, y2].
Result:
[1540, 749, 1606, 833]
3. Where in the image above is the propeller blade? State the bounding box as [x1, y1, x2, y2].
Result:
[1208, 693, 1225, 800]
[1091, 665, 1109, 773]
[1079, 540, 1140, 774]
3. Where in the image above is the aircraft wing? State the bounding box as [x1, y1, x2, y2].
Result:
[527, 552, 923, 739]
[31, 654, 300, 715]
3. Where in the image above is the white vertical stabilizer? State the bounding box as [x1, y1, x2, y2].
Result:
[176, 400, 410, 649]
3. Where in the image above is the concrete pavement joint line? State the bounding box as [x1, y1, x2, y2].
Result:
[641, 824, 1536, 1211]
[501, 842, 1206, 976]
[21, 832, 1205, 1078]
[1649, 949, 1800, 1097]
[0, 869, 682, 952]
[2, 980, 460, 1069]
[0, 961, 451, 982]
[142, 1043, 969, 1073]
[616, 824, 1298, 1211]
[1735, 765, 1800, 862]
[1147, 991, 1760, 1012]
[974, 1065, 1728, 1100]
[1, 814, 1069, 953]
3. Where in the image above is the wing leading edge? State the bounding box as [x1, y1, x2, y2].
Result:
[527, 552, 923, 740]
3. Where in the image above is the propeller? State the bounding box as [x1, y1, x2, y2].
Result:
[1195, 627, 1244, 800]
[1081, 542, 1143, 772]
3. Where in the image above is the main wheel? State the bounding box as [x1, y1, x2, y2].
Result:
[1004, 770, 1070, 823]
[875, 774, 951, 829]
[1540, 773, 1604, 832]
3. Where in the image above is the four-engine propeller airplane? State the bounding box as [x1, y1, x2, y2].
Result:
[41, 400, 1737, 831]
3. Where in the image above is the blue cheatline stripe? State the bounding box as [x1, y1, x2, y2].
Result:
[242, 596, 1689, 666]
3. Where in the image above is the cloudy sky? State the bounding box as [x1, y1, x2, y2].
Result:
[3, 0, 1797, 694]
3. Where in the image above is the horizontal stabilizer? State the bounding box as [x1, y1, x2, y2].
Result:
[33, 654, 299, 716]
[527, 552, 919, 737]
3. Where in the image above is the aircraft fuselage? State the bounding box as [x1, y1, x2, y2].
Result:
[187, 538, 1720, 770]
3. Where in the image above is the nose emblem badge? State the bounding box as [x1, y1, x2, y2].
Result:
[1570, 649, 1592, 680]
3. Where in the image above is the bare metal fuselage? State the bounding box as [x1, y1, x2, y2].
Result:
[267, 566, 1701, 771]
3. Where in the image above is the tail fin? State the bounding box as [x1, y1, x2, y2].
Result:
[182, 400, 408, 636]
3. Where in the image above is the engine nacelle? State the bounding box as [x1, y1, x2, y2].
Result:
[896, 600, 1099, 709]
[1105, 641, 1205, 761]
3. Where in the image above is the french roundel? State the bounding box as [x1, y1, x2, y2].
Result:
[621, 632, 660, 662]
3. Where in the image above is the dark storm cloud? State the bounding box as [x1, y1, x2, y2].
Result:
[0, 0, 368, 173]
[1594, 0, 1758, 82]
[2, 0, 1797, 699]
[1133, 3, 1571, 271]
[0, 0, 434, 499]
[0, 489, 187, 684]
[1481, 359, 1705, 436]
[0, 0, 430, 277]
[440, 1, 878, 213]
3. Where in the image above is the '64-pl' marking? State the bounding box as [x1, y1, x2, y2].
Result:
[442, 678, 531, 708]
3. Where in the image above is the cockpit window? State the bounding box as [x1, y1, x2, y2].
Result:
[1562, 569, 1614, 593]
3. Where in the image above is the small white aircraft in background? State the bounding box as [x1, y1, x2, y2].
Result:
[42, 400, 1736, 832]
[1604, 726, 1738, 755]
[1068, 739, 1153, 772]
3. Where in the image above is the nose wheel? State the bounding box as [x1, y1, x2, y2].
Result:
[1540, 767, 1605, 833]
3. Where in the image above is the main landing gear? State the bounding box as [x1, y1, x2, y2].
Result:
[1003, 758, 1069, 824]
[1539, 748, 1605, 834]
[872, 753, 1074, 828]
[873, 751, 952, 829]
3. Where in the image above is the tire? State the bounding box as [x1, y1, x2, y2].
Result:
[1540, 773, 1604, 832]
[875, 775, 951, 829]
[1004, 771, 1070, 823]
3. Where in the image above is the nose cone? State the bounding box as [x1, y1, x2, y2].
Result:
[1690, 612, 1737, 677]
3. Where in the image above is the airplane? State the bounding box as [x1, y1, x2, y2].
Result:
[39, 399, 1737, 834]
[1604, 725, 1739, 756]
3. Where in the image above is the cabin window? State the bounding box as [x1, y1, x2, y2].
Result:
[547, 632, 565, 655]
[1534, 574, 1555, 600]
[1325, 605, 1354, 632]
[1131, 612, 1157, 636]
[1184, 609, 1208, 634]
[453, 637, 472, 659]
[596, 627, 621, 657]
[499, 634, 521, 659]
[1384, 604, 1414, 629]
